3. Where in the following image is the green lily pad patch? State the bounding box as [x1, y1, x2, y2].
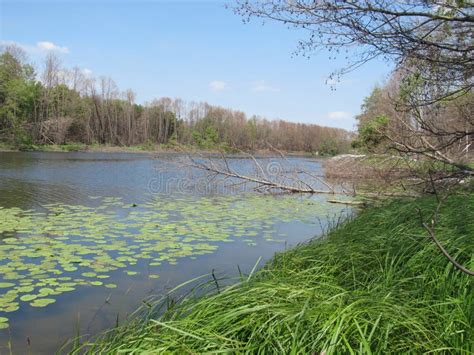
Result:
[0, 193, 345, 325]
[30, 298, 56, 308]
[20, 294, 37, 302]
[0, 283, 15, 288]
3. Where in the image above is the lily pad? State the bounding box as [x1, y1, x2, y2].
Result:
[20, 294, 37, 302]
[0, 191, 346, 318]
[0, 283, 15, 288]
[81, 272, 97, 278]
[30, 298, 56, 308]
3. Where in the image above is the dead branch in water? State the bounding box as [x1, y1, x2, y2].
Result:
[181, 151, 336, 195]
[168, 147, 420, 204]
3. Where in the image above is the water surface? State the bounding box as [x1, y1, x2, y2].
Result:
[0, 151, 350, 354]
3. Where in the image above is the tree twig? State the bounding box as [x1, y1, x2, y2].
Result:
[422, 221, 474, 276]
[418, 193, 474, 277]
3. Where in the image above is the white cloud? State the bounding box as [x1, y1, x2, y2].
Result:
[0, 40, 69, 54]
[251, 80, 280, 93]
[327, 111, 352, 120]
[209, 80, 228, 92]
[82, 68, 93, 77]
[36, 41, 69, 53]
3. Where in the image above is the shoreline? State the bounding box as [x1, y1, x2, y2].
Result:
[67, 191, 473, 353]
[0, 143, 328, 159]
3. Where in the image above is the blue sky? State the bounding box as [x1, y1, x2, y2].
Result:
[1, 0, 392, 130]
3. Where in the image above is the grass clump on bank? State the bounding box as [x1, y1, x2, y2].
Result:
[70, 192, 474, 354]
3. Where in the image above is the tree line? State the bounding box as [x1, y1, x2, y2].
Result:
[0, 47, 351, 154]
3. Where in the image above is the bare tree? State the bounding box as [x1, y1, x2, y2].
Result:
[42, 53, 62, 89]
[234, 1, 473, 175]
[233, 1, 473, 96]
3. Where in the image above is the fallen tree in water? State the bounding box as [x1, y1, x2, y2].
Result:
[180, 152, 336, 195]
[170, 149, 422, 203]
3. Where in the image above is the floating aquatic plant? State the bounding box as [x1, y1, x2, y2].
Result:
[0, 316, 8, 329]
[0, 194, 345, 326]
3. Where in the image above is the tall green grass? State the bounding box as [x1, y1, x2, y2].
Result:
[68, 192, 474, 354]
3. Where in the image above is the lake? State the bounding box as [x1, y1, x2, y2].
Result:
[0, 151, 350, 354]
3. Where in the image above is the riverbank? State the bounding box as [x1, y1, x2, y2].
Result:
[0, 142, 340, 158]
[0, 142, 324, 158]
[0, 142, 175, 154]
[69, 191, 474, 353]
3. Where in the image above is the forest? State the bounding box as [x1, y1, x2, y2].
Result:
[0, 0, 473, 353]
[0, 48, 351, 154]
